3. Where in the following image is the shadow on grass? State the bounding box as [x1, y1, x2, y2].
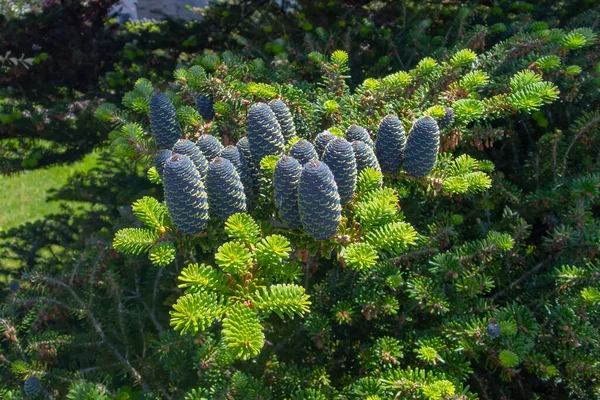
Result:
[0, 151, 157, 290]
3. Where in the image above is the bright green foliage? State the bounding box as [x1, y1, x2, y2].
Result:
[341, 243, 378, 271]
[252, 284, 310, 319]
[224, 213, 261, 245]
[356, 168, 383, 195]
[254, 234, 291, 268]
[66, 382, 108, 400]
[365, 222, 418, 256]
[131, 196, 168, 231]
[148, 242, 176, 266]
[499, 350, 520, 368]
[170, 291, 224, 335]
[215, 241, 252, 275]
[222, 304, 265, 360]
[113, 228, 159, 255]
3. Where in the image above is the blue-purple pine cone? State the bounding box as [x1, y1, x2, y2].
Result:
[273, 156, 303, 229]
[24, 376, 41, 397]
[149, 92, 182, 149]
[437, 107, 454, 129]
[196, 94, 215, 121]
[205, 157, 247, 221]
[322, 138, 357, 205]
[154, 149, 172, 176]
[162, 154, 209, 235]
[246, 102, 285, 168]
[352, 140, 381, 173]
[237, 136, 259, 190]
[487, 322, 501, 338]
[314, 130, 336, 158]
[196, 134, 224, 162]
[346, 124, 374, 148]
[173, 139, 208, 178]
[268, 99, 296, 144]
[289, 139, 318, 166]
[375, 114, 406, 174]
[298, 160, 342, 240]
[403, 116, 440, 178]
[220, 145, 254, 203]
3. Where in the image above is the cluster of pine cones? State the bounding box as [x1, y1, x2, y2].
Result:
[150, 92, 442, 240]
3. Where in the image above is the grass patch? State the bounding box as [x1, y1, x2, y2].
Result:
[0, 151, 100, 231]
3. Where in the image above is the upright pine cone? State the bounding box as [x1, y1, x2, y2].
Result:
[24, 376, 41, 397]
[205, 157, 247, 221]
[298, 160, 342, 240]
[173, 139, 208, 178]
[352, 140, 381, 173]
[269, 99, 296, 144]
[314, 130, 335, 158]
[346, 124, 374, 148]
[220, 145, 254, 202]
[163, 154, 209, 235]
[437, 107, 454, 129]
[197, 134, 224, 162]
[273, 156, 302, 229]
[403, 116, 440, 178]
[246, 102, 285, 167]
[322, 138, 357, 205]
[196, 94, 215, 121]
[375, 114, 406, 174]
[289, 139, 318, 166]
[149, 92, 182, 149]
[237, 136, 259, 189]
[154, 149, 172, 176]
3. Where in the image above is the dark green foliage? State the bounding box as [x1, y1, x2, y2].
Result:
[220, 145, 254, 202]
[149, 92, 182, 149]
[246, 102, 285, 167]
[298, 160, 341, 240]
[24, 376, 40, 397]
[403, 116, 440, 178]
[352, 140, 380, 173]
[196, 94, 215, 121]
[173, 139, 208, 178]
[154, 149, 172, 177]
[196, 134, 224, 162]
[346, 124, 374, 148]
[205, 157, 247, 221]
[269, 99, 296, 144]
[322, 137, 357, 205]
[375, 114, 406, 174]
[289, 139, 318, 166]
[273, 155, 302, 229]
[437, 107, 454, 129]
[313, 130, 335, 158]
[163, 154, 209, 235]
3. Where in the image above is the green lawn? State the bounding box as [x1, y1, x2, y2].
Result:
[0, 152, 100, 231]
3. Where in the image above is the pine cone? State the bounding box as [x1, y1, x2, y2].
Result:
[403, 116, 440, 178]
[437, 107, 454, 129]
[24, 376, 41, 397]
[375, 114, 406, 174]
[289, 139, 318, 166]
[220, 145, 254, 203]
[298, 160, 342, 240]
[322, 138, 357, 205]
[196, 94, 215, 120]
[149, 92, 182, 149]
[314, 130, 335, 158]
[237, 136, 259, 189]
[163, 154, 210, 235]
[173, 139, 208, 178]
[269, 99, 296, 144]
[154, 149, 172, 176]
[205, 157, 247, 221]
[352, 140, 381, 173]
[346, 124, 374, 148]
[197, 134, 224, 162]
[274, 155, 303, 229]
[247, 102, 285, 168]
